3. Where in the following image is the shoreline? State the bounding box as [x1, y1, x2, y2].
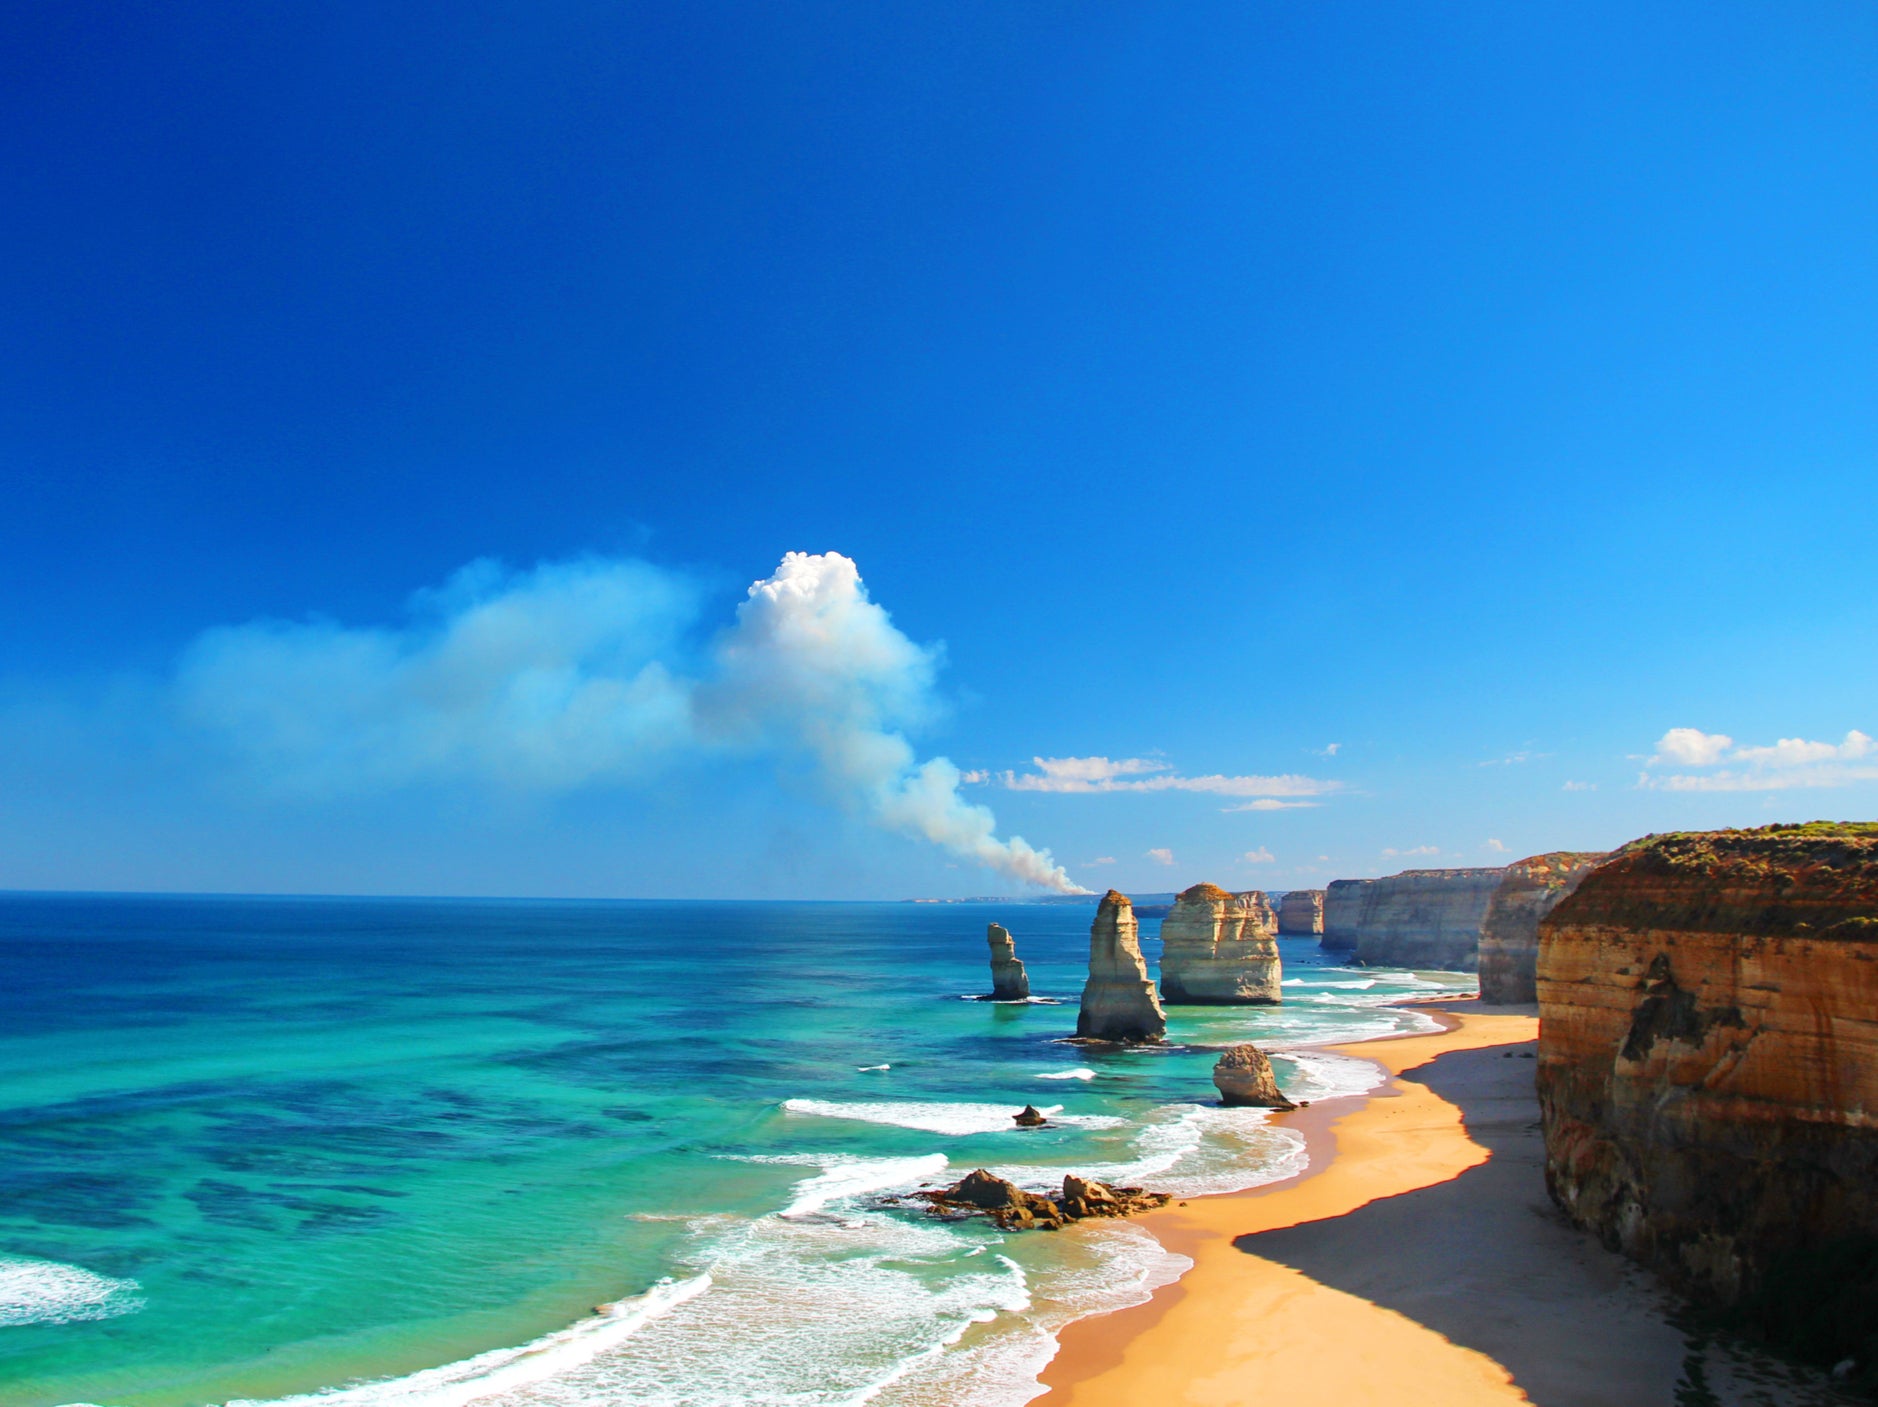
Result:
[1035, 1001, 1579, 1404]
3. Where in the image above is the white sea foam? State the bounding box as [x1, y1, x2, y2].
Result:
[0, 1256, 142, 1327]
[1277, 1051, 1388, 1102]
[992, 1103, 1308, 1201]
[857, 1064, 892, 1072]
[1033, 1068, 1096, 1082]
[782, 1154, 951, 1219]
[782, 1099, 1126, 1136]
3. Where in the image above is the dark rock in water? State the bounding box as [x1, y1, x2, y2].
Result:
[915, 1168, 1171, 1232]
[1012, 1104, 1047, 1127]
[1212, 1043, 1296, 1109]
[1074, 891, 1166, 1043]
[987, 923, 1031, 1001]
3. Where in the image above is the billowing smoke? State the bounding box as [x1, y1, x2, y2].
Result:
[174, 549, 1084, 893]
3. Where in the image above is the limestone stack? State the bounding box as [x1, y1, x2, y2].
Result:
[1212, 1044, 1296, 1109]
[1320, 879, 1371, 951]
[1158, 884, 1283, 1004]
[1351, 867, 1508, 970]
[986, 923, 1030, 1001]
[1276, 889, 1325, 935]
[1476, 852, 1606, 1003]
[1074, 890, 1166, 1043]
[1536, 824, 1878, 1369]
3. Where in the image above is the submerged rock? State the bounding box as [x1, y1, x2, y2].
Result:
[986, 922, 1031, 1001]
[1212, 1043, 1297, 1109]
[917, 1169, 1171, 1231]
[1075, 891, 1167, 1042]
[1159, 883, 1283, 1004]
[1012, 1104, 1047, 1127]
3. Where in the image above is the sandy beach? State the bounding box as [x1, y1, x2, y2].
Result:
[1039, 1003, 1851, 1407]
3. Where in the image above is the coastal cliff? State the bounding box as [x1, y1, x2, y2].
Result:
[1476, 852, 1605, 1003]
[1352, 867, 1507, 970]
[1536, 823, 1878, 1375]
[1076, 891, 1167, 1043]
[1320, 879, 1370, 950]
[986, 923, 1030, 1001]
[1277, 889, 1324, 935]
[1159, 884, 1283, 1005]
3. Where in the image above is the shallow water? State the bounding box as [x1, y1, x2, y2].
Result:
[0, 894, 1471, 1407]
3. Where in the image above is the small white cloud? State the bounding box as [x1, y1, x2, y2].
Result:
[1220, 799, 1320, 812]
[958, 768, 990, 785]
[1484, 839, 1507, 853]
[1316, 854, 1330, 862]
[1146, 847, 1175, 866]
[1317, 742, 1341, 757]
[1562, 780, 1596, 791]
[1001, 756, 1339, 798]
[1650, 728, 1734, 766]
[1382, 845, 1440, 858]
[1084, 856, 1117, 867]
[1243, 847, 1275, 864]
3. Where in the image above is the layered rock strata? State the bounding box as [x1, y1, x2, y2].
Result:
[986, 922, 1030, 1001]
[1159, 884, 1283, 1004]
[916, 1169, 1171, 1231]
[1213, 1043, 1297, 1108]
[1476, 852, 1606, 1003]
[1321, 879, 1371, 951]
[1277, 889, 1325, 935]
[1536, 824, 1878, 1368]
[1352, 867, 1508, 970]
[1075, 890, 1167, 1042]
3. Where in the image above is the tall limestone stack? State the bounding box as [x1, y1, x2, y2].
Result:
[1320, 879, 1371, 951]
[986, 923, 1030, 1001]
[1075, 890, 1166, 1043]
[1351, 867, 1509, 970]
[1276, 889, 1325, 935]
[1476, 852, 1606, 1003]
[1159, 884, 1283, 1004]
[1537, 824, 1878, 1371]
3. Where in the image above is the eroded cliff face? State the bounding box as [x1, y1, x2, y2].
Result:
[987, 923, 1030, 1001]
[1477, 852, 1606, 1003]
[1352, 867, 1507, 970]
[1277, 889, 1325, 935]
[1159, 884, 1282, 1004]
[1075, 890, 1166, 1042]
[1321, 879, 1370, 951]
[1536, 824, 1878, 1359]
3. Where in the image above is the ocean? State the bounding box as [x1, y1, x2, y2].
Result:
[0, 894, 1473, 1407]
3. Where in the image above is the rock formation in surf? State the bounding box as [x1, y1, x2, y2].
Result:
[1351, 866, 1508, 970]
[916, 1169, 1171, 1231]
[1277, 888, 1325, 935]
[1476, 851, 1606, 1003]
[1321, 878, 1371, 951]
[1536, 824, 1878, 1375]
[986, 922, 1030, 1000]
[1213, 1043, 1297, 1109]
[1012, 1104, 1046, 1127]
[1158, 884, 1282, 1004]
[1075, 890, 1167, 1043]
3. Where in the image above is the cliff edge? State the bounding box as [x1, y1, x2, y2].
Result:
[1477, 852, 1606, 1003]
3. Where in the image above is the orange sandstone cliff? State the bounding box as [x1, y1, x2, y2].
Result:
[1477, 851, 1606, 1003]
[1536, 824, 1878, 1372]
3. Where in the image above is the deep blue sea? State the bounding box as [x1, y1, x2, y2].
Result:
[0, 894, 1472, 1407]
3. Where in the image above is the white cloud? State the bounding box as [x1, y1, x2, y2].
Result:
[1001, 756, 1339, 798]
[1383, 845, 1440, 858]
[1478, 750, 1547, 768]
[1146, 847, 1175, 866]
[175, 550, 1089, 893]
[1242, 847, 1275, 864]
[1639, 727, 1877, 792]
[1084, 856, 1117, 867]
[1562, 780, 1596, 792]
[1220, 799, 1319, 812]
[958, 768, 990, 784]
[1484, 839, 1507, 853]
[1318, 743, 1341, 757]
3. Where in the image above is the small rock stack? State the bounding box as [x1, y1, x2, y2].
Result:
[986, 922, 1031, 1000]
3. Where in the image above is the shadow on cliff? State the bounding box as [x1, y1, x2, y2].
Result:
[1229, 1045, 1853, 1407]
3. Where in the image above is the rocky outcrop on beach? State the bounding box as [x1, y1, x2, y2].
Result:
[1277, 889, 1325, 935]
[1012, 1104, 1046, 1127]
[986, 923, 1030, 1000]
[1321, 879, 1371, 951]
[1075, 891, 1167, 1042]
[1476, 852, 1606, 1003]
[916, 1169, 1172, 1231]
[1536, 824, 1878, 1375]
[1352, 867, 1508, 970]
[1213, 1043, 1297, 1109]
[1159, 884, 1283, 1004]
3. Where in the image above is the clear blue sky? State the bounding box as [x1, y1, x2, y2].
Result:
[2, 1, 1874, 898]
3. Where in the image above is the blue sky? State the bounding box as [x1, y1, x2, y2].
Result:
[2, 2, 1874, 898]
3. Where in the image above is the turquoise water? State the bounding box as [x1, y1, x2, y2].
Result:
[0, 895, 1471, 1407]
